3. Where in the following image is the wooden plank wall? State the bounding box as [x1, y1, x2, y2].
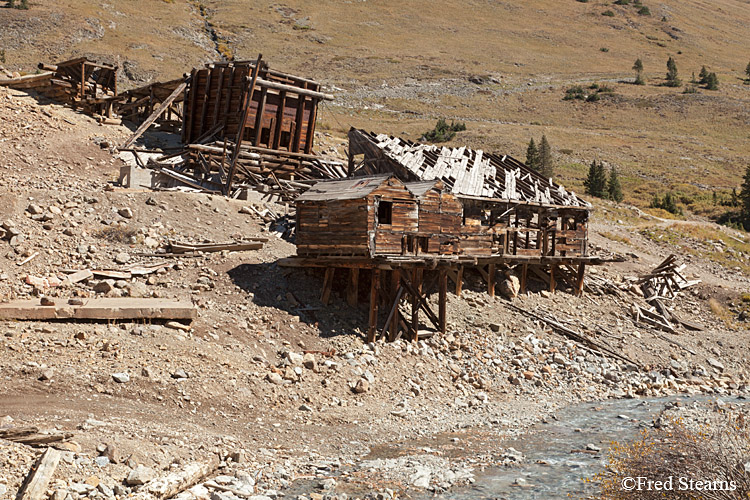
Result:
[183, 63, 319, 153]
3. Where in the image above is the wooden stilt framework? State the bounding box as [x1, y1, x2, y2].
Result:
[280, 254, 604, 343]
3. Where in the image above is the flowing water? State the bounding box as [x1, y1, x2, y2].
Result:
[436, 395, 748, 500]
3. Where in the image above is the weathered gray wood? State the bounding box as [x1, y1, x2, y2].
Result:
[0, 298, 196, 321]
[130, 458, 219, 500]
[17, 447, 62, 500]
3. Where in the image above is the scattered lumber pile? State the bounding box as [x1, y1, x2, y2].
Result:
[637, 254, 701, 300]
[630, 255, 703, 333]
[114, 77, 187, 135]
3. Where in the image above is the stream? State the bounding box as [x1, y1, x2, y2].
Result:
[431, 395, 748, 500]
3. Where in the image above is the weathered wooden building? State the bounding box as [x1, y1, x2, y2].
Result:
[347, 128, 591, 260]
[284, 131, 602, 344]
[296, 174, 477, 257]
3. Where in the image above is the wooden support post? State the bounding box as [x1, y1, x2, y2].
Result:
[411, 268, 422, 342]
[389, 270, 401, 341]
[439, 268, 447, 334]
[368, 269, 380, 343]
[575, 263, 586, 297]
[320, 268, 334, 305]
[488, 263, 496, 297]
[346, 268, 359, 307]
[549, 264, 557, 294]
[347, 151, 355, 176]
[455, 265, 464, 296]
[521, 263, 528, 294]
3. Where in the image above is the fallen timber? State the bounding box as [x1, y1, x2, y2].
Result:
[506, 302, 641, 369]
[0, 298, 196, 321]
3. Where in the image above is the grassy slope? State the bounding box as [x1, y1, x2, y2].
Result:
[1, 0, 749, 208]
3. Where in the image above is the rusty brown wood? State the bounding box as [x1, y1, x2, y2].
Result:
[488, 263, 496, 297]
[346, 268, 359, 307]
[320, 267, 334, 305]
[575, 263, 586, 297]
[367, 269, 380, 343]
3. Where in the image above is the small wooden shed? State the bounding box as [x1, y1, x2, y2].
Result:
[295, 175, 466, 257]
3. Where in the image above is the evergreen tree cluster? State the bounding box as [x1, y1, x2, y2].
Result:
[525, 135, 554, 179]
[650, 192, 682, 215]
[421, 118, 466, 143]
[584, 160, 623, 202]
[632, 58, 644, 85]
[697, 66, 719, 90]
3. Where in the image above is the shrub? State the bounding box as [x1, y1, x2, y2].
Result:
[682, 85, 698, 94]
[602, 10, 615, 16]
[593, 413, 750, 499]
[637, 5, 650, 15]
[563, 85, 586, 100]
[600, 47, 609, 52]
[613, 0, 630, 4]
[421, 118, 466, 143]
[745, 61, 750, 82]
[19, 0, 27, 8]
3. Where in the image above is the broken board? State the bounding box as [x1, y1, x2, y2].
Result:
[0, 298, 196, 321]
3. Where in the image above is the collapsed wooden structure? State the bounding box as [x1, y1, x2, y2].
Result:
[0, 57, 118, 118]
[284, 144, 601, 342]
[140, 57, 344, 198]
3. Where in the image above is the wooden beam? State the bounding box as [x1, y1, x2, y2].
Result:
[225, 54, 263, 195]
[17, 448, 62, 500]
[381, 284, 404, 342]
[368, 269, 380, 343]
[520, 263, 528, 294]
[488, 263, 496, 297]
[320, 268, 334, 305]
[411, 268, 422, 341]
[249, 77, 334, 100]
[575, 263, 586, 297]
[439, 268, 447, 334]
[346, 268, 359, 307]
[389, 270, 401, 341]
[121, 79, 188, 148]
[253, 87, 268, 146]
[455, 265, 464, 296]
[550, 264, 557, 294]
[0, 298, 196, 321]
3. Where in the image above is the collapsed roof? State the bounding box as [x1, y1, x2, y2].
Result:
[348, 128, 589, 208]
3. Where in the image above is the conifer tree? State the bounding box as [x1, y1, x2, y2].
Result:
[633, 58, 644, 85]
[538, 135, 554, 178]
[705, 72, 719, 90]
[607, 166, 624, 202]
[665, 56, 680, 87]
[698, 65, 709, 84]
[526, 138, 540, 171]
[745, 61, 750, 82]
[741, 165, 750, 229]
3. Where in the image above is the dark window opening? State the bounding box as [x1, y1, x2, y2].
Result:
[378, 201, 393, 225]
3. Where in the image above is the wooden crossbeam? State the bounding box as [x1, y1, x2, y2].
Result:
[121, 78, 188, 148]
[320, 268, 334, 305]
